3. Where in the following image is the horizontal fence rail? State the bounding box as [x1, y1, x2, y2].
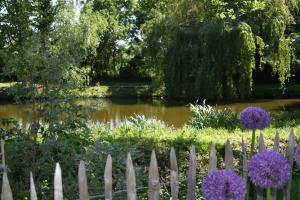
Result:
[0, 130, 297, 199]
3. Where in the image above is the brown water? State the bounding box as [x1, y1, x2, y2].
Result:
[1, 98, 300, 127]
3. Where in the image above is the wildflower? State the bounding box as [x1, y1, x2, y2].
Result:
[248, 151, 291, 189]
[239, 106, 270, 130]
[202, 169, 246, 200]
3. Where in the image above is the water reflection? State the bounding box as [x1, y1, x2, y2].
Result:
[1, 98, 300, 127]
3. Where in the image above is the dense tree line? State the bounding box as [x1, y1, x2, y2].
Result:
[0, 0, 299, 100]
[143, 0, 300, 99]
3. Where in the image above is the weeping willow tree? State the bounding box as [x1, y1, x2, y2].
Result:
[143, 0, 300, 100]
[195, 21, 256, 100]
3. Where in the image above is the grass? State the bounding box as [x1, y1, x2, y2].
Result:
[4, 118, 300, 199]
[87, 123, 300, 199]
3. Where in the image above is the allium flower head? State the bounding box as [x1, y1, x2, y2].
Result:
[295, 144, 300, 168]
[202, 169, 246, 200]
[239, 107, 270, 130]
[248, 150, 291, 189]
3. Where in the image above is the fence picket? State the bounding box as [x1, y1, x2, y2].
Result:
[187, 145, 196, 200]
[104, 155, 112, 200]
[225, 140, 234, 170]
[148, 150, 160, 200]
[78, 161, 89, 200]
[284, 130, 295, 200]
[1, 171, 13, 200]
[257, 133, 265, 200]
[208, 144, 217, 172]
[126, 153, 137, 200]
[271, 132, 280, 200]
[170, 148, 179, 200]
[273, 131, 280, 152]
[30, 172, 37, 200]
[54, 163, 63, 200]
[258, 132, 265, 152]
[241, 138, 247, 182]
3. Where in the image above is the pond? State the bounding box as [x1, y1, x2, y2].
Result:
[1, 98, 300, 127]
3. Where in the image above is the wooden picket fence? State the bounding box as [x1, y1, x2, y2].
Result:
[0, 130, 297, 200]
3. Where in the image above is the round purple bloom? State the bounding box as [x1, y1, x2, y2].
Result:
[239, 107, 270, 130]
[202, 169, 246, 200]
[248, 151, 291, 189]
[295, 144, 300, 168]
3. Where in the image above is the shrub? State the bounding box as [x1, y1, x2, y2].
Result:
[188, 100, 239, 130]
[119, 114, 167, 130]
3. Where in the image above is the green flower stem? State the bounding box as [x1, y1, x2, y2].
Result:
[266, 188, 271, 200]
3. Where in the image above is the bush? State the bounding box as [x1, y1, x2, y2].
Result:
[188, 101, 239, 130]
[118, 114, 167, 130]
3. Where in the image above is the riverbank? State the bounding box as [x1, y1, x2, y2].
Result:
[1, 82, 300, 100]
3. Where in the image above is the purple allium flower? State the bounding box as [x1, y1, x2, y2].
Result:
[239, 107, 270, 130]
[295, 144, 300, 168]
[202, 169, 246, 200]
[248, 150, 291, 189]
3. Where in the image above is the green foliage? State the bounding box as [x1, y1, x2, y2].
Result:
[2, 114, 300, 198]
[188, 101, 239, 130]
[119, 114, 167, 130]
[143, 0, 300, 99]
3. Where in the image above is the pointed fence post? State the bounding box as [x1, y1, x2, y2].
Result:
[30, 172, 37, 200]
[170, 148, 179, 200]
[258, 132, 266, 152]
[271, 132, 280, 200]
[241, 138, 247, 182]
[1, 140, 5, 167]
[1, 171, 13, 200]
[1, 140, 12, 200]
[78, 161, 89, 200]
[225, 140, 234, 170]
[148, 150, 160, 200]
[187, 145, 196, 200]
[54, 163, 63, 200]
[104, 155, 112, 200]
[208, 144, 217, 172]
[284, 130, 295, 200]
[257, 132, 265, 200]
[126, 153, 136, 200]
[273, 131, 280, 152]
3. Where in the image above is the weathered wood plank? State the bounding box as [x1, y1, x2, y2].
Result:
[54, 163, 63, 200]
[126, 153, 136, 200]
[1, 171, 12, 200]
[148, 150, 160, 200]
[271, 132, 280, 200]
[30, 172, 37, 200]
[1, 140, 5, 166]
[258, 132, 265, 152]
[257, 132, 266, 200]
[170, 148, 179, 200]
[104, 155, 112, 200]
[187, 145, 196, 200]
[241, 138, 247, 182]
[208, 144, 217, 172]
[284, 129, 295, 200]
[225, 140, 234, 170]
[78, 161, 89, 200]
[273, 131, 280, 152]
